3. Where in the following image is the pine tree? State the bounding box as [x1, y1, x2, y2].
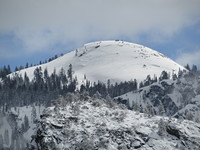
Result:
[178, 68, 183, 78]
[24, 72, 30, 89]
[4, 129, 9, 146]
[33, 67, 44, 90]
[50, 69, 57, 90]
[185, 64, 190, 71]
[25, 63, 29, 68]
[93, 91, 102, 99]
[172, 73, 178, 80]
[159, 71, 168, 81]
[0, 134, 3, 149]
[146, 103, 154, 117]
[59, 68, 67, 86]
[24, 115, 29, 132]
[15, 66, 19, 72]
[67, 64, 73, 83]
[139, 81, 144, 88]
[31, 105, 37, 123]
[152, 75, 157, 83]
[192, 64, 197, 72]
[44, 68, 50, 91]
[144, 75, 152, 86]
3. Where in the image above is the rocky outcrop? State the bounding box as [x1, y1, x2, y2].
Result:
[30, 94, 200, 150]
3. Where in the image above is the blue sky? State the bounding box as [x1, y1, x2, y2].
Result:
[0, 0, 200, 71]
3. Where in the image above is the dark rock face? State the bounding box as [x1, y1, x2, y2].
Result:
[166, 125, 180, 139]
[149, 85, 165, 96]
[115, 97, 128, 105]
[161, 81, 174, 93]
[161, 95, 178, 115]
[145, 84, 178, 115]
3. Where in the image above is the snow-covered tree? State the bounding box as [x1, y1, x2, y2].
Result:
[0, 134, 3, 149]
[31, 105, 37, 123]
[146, 103, 154, 117]
[24, 115, 29, 132]
[157, 118, 166, 136]
[4, 129, 9, 146]
[67, 64, 73, 83]
[158, 103, 165, 116]
[159, 70, 169, 81]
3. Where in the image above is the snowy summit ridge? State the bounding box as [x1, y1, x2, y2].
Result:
[14, 40, 185, 84]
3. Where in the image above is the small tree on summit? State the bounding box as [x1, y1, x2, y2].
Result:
[33, 67, 43, 90]
[191, 65, 197, 72]
[185, 64, 190, 71]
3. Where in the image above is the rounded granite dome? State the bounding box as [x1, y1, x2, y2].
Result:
[13, 40, 185, 84]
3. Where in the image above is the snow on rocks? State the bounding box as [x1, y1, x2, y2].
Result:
[30, 93, 200, 150]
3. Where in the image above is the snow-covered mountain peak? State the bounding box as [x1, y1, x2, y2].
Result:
[12, 40, 185, 84]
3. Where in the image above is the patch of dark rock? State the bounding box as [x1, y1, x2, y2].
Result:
[53, 135, 62, 144]
[51, 123, 63, 129]
[40, 114, 51, 119]
[95, 45, 100, 48]
[68, 116, 78, 122]
[166, 125, 180, 139]
[161, 81, 174, 93]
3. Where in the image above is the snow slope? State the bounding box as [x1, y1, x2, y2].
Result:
[12, 40, 185, 85]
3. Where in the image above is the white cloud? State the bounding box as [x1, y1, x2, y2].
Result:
[176, 50, 200, 68]
[0, 0, 200, 56]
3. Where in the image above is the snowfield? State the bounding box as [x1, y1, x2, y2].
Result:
[11, 40, 185, 85]
[31, 93, 200, 150]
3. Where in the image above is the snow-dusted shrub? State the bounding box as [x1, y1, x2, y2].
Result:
[92, 100, 102, 107]
[80, 91, 90, 101]
[95, 126, 107, 137]
[71, 102, 80, 116]
[92, 91, 102, 99]
[117, 111, 126, 122]
[75, 137, 94, 150]
[97, 137, 109, 149]
[157, 118, 166, 136]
